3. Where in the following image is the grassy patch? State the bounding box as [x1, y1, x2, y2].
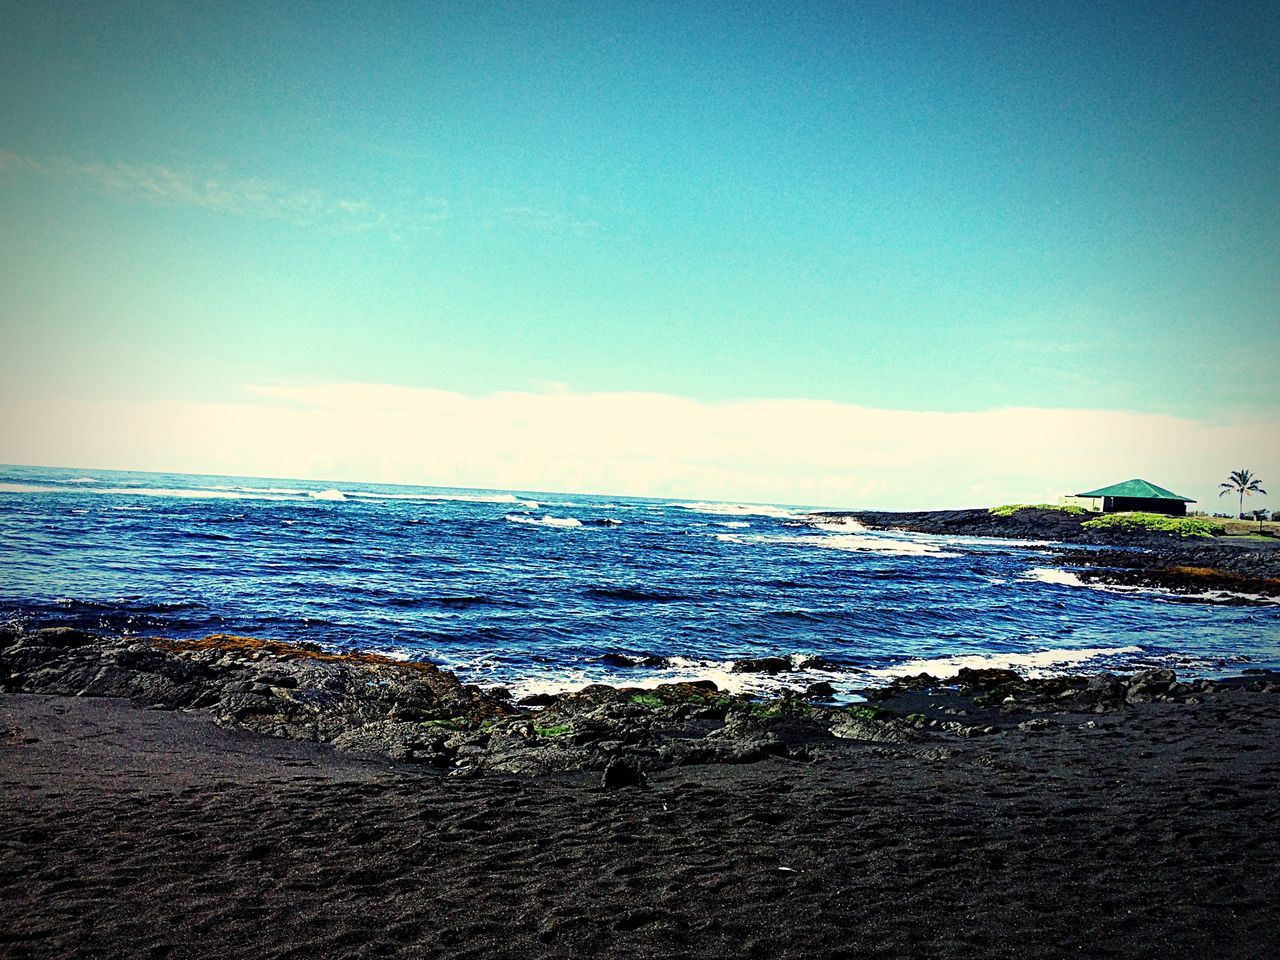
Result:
[534, 723, 572, 738]
[746, 699, 813, 720]
[420, 717, 471, 731]
[629, 692, 665, 708]
[1081, 512, 1222, 537]
[845, 705, 884, 721]
[989, 503, 1086, 517]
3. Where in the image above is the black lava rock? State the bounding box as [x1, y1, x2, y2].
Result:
[601, 758, 646, 788]
[732, 657, 792, 674]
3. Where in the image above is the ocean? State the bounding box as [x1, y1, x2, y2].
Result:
[2, 464, 1277, 699]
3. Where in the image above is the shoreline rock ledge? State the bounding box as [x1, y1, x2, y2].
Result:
[3, 625, 1278, 777]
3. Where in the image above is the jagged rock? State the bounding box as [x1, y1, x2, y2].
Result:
[601, 758, 646, 788]
[594, 653, 671, 669]
[1017, 718, 1056, 732]
[4, 625, 1258, 775]
[517, 692, 558, 707]
[0, 629, 508, 763]
[330, 721, 453, 766]
[828, 715, 914, 743]
[954, 667, 1024, 690]
[803, 681, 837, 700]
[731, 657, 792, 674]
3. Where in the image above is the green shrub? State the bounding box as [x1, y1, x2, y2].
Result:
[1080, 512, 1222, 537]
[419, 717, 471, 730]
[989, 503, 1086, 517]
[845, 705, 884, 721]
[534, 723, 572, 738]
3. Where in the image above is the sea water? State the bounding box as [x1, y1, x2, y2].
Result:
[1, 464, 1277, 699]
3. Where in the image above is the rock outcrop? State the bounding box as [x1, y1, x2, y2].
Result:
[4, 625, 1275, 775]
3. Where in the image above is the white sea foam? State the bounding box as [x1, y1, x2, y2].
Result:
[812, 518, 868, 532]
[495, 656, 803, 700]
[471, 642, 1182, 704]
[718, 529, 960, 557]
[1025, 568, 1280, 606]
[346, 490, 539, 507]
[0, 482, 59, 494]
[715, 521, 751, 529]
[868, 645, 1144, 681]
[504, 513, 583, 528]
[0, 482, 291, 501]
[0, 479, 548, 509]
[678, 501, 796, 518]
[806, 533, 959, 556]
[1025, 567, 1085, 587]
[223, 486, 309, 495]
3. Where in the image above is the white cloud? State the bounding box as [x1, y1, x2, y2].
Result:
[1, 382, 1276, 510]
[0, 149, 385, 229]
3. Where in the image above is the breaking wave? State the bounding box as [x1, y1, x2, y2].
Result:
[505, 513, 582, 528]
[678, 501, 798, 518]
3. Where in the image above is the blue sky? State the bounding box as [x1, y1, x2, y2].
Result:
[1, 1, 1277, 505]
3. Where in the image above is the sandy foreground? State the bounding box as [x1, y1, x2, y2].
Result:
[3, 686, 1279, 960]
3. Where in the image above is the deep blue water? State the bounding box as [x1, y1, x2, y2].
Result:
[2, 465, 1277, 698]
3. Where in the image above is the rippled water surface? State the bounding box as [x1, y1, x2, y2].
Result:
[2, 465, 1277, 697]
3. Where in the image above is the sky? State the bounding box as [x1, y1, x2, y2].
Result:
[1, 1, 1277, 508]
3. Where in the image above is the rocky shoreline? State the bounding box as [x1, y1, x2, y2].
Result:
[810, 507, 1280, 597]
[7, 624, 1280, 958]
[5, 624, 1277, 778]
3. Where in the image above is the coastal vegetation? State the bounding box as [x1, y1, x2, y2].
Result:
[1219, 468, 1267, 519]
[533, 723, 572, 738]
[989, 503, 1086, 517]
[1081, 512, 1222, 537]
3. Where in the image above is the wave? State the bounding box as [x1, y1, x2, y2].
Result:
[715, 521, 751, 529]
[813, 519, 1059, 553]
[344, 490, 539, 508]
[1024, 568, 1280, 606]
[677, 501, 796, 518]
[467, 641, 1186, 702]
[0, 482, 292, 501]
[1025, 568, 1085, 587]
[866, 645, 1145, 681]
[505, 513, 582, 528]
[812, 518, 868, 532]
[489, 656, 786, 701]
[1, 479, 546, 510]
[217, 485, 310, 495]
[718, 530, 959, 557]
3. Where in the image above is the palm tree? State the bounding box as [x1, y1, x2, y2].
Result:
[1219, 469, 1267, 519]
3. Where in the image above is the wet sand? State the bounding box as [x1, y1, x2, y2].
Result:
[3, 690, 1279, 959]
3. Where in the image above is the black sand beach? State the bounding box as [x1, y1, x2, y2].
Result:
[4, 626, 1280, 959]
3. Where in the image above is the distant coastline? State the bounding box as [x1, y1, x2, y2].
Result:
[808, 507, 1280, 599]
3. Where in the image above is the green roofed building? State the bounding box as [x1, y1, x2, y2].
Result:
[1063, 479, 1197, 517]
